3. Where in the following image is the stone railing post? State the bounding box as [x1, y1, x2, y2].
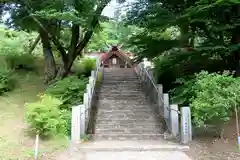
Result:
[143, 58, 147, 68]
[157, 84, 163, 112]
[84, 93, 89, 127]
[91, 70, 95, 79]
[89, 77, 94, 94]
[181, 106, 192, 144]
[80, 104, 85, 135]
[163, 93, 170, 119]
[71, 105, 81, 141]
[170, 104, 179, 137]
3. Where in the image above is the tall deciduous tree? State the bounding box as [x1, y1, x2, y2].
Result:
[1, 0, 112, 83]
[124, 0, 240, 77]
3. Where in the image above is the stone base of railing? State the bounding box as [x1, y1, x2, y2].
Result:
[163, 132, 180, 142]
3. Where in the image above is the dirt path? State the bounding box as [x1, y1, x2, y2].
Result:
[186, 118, 240, 160]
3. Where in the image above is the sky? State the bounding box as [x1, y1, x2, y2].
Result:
[102, 0, 119, 18]
[102, 0, 135, 18]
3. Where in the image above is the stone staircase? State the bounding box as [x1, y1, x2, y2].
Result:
[56, 68, 192, 160]
[93, 68, 164, 140]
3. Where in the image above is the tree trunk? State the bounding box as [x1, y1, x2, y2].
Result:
[231, 26, 240, 77]
[39, 29, 57, 83]
[31, 1, 111, 80]
[55, 24, 80, 78]
[234, 6, 240, 76]
[56, 1, 110, 78]
[28, 35, 40, 54]
[180, 24, 190, 50]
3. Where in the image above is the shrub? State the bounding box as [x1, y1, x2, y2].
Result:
[0, 67, 15, 94]
[5, 54, 36, 71]
[169, 76, 197, 106]
[82, 58, 96, 75]
[190, 71, 240, 127]
[45, 76, 88, 110]
[171, 71, 240, 129]
[59, 109, 71, 136]
[73, 58, 96, 77]
[25, 95, 69, 138]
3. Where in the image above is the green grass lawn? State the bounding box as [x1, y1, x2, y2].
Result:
[0, 70, 68, 159]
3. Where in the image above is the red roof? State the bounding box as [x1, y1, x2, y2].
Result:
[87, 46, 134, 66]
[100, 53, 108, 62]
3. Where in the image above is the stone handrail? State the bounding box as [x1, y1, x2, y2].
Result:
[135, 62, 192, 144]
[71, 59, 102, 142]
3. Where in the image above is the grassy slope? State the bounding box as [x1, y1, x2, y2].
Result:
[0, 59, 68, 160]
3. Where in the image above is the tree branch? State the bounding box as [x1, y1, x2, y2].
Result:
[67, 24, 80, 62]
[30, 15, 68, 63]
[74, 0, 111, 57]
[28, 34, 40, 54]
[20, 0, 68, 63]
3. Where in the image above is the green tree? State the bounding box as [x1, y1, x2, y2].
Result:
[124, 0, 240, 89]
[88, 21, 140, 52]
[1, 0, 113, 83]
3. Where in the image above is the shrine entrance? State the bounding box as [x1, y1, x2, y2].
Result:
[101, 45, 133, 68]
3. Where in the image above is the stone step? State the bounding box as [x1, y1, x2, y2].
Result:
[104, 74, 137, 76]
[97, 109, 154, 114]
[100, 82, 142, 85]
[103, 72, 136, 74]
[103, 69, 135, 72]
[103, 73, 137, 74]
[95, 119, 161, 126]
[97, 99, 149, 105]
[102, 79, 138, 82]
[103, 77, 138, 80]
[95, 127, 162, 134]
[95, 123, 162, 130]
[104, 69, 135, 72]
[97, 113, 157, 120]
[97, 109, 155, 114]
[100, 86, 142, 90]
[96, 121, 161, 126]
[99, 87, 143, 91]
[102, 78, 138, 80]
[103, 76, 138, 78]
[98, 96, 147, 100]
[97, 105, 152, 110]
[96, 118, 158, 123]
[99, 91, 145, 94]
[99, 92, 145, 95]
[98, 93, 145, 98]
[100, 86, 143, 89]
[71, 140, 190, 152]
[100, 88, 144, 91]
[98, 108, 153, 113]
[99, 89, 144, 92]
[92, 133, 165, 141]
[103, 74, 136, 76]
[101, 83, 141, 86]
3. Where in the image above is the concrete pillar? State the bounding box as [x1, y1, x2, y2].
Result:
[157, 84, 163, 112]
[84, 93, 88, 120]
[170, 104, 179, 137]
[80, 105, 85, 136]
[181, 106, 192, 144]
[89, 77, 94, 94]
[163, 93, 170, 119]
[71, 105, 81, 141]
